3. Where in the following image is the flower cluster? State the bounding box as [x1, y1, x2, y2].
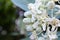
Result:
[23, 0, 60, 40]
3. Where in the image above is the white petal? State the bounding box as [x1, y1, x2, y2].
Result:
[28, 3, 35, 10]
[32, 21, 39, 29]
[32, 24, 38, 29]
[55, 5, 60, 9]
[47, 27, 50, 34]
[26, 25, 33, 31]
[30, 34, 35, 40]
[36, 10, 42, 14]
[51, 26, 56, 31]
[24, 11, 32, 17]
[34, 2, 42, 9]
[30, 31, 37, 40]
[36, 27, 42, 32]
[23, 18, 31, 24]
[55, 10, 60, 15]
[42, 34, 47, 38]
[31, 16, 36, 22]
[53, 28, 58, 34]
[57, 23, 60, 27]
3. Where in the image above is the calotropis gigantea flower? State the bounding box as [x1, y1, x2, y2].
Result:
[23, 0, 60, 40]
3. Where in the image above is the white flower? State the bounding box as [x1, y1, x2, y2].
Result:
[36, 27, 42, 34]
[55, 5, 60, 9]
[26, 25, 33, 31]
[24, 11, 32, 17]
[28, 3, 36, 14]
[30, 34, 35, 40]
[35, 15, 43, 21]
[45, 18, 52, 22]
[46, 27, 51, 35]
[46, 1, 55, 9]
[36, 10, 42, 14]
[32, 21, 39, 29]
[23, 0, 60, 40]
[23, 17, 36, 24]
[23, 18, 31, 24]
[51, 18, 60, 26]
[28, 3, 42, 15]
[28, 3, 35, 10]
[46, 17, 60, 25]
[28, 3, 38, 14]
[39, 5, 45, 11]
[31, 16, 36, 23]
[48, 32, 58, 40]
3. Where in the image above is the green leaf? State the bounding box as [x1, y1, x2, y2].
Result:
[11, 0, 35, 11]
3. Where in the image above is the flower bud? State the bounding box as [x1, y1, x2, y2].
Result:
[24, 11, 32, 17]
[23, 18, 31, 24]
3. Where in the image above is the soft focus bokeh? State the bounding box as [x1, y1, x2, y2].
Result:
[0, 0, 26, 40]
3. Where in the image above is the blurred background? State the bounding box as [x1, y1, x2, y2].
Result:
[0, 0, 26, 40]
[0, 0, 60, 40]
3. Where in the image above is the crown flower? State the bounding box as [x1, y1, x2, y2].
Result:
[23, 0, 60, 40]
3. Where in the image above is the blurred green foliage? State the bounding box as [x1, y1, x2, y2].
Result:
[0, 0, 17, 40]
[0, 0, 16, 25]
